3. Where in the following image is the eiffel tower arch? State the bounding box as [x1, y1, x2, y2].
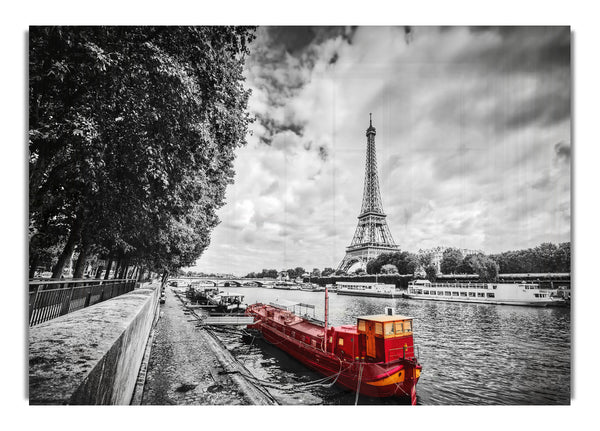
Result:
[338, 114, 399, 272]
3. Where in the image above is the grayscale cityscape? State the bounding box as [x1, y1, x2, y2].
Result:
[26, 23, 576, 417]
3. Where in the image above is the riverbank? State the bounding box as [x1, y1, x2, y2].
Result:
[139, 286, 276, 405]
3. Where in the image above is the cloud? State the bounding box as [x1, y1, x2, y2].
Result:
[189, 26, 571, 275]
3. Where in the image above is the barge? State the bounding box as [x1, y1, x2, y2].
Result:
[246, 289, 421, 403]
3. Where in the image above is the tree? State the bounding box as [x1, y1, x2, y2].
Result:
[555, 242, 571, 272]
[489, 242, 571, 274]
[424, 265, 437, 282]
[381, 264, 399, 274]
[460, 253, 499, 282]
[311, 268, 321, 278]
[440, 248, 464, 274]
[418, 252, 434, 269]
[365, 251, 419, 275]
[322, 267, 335, 277]
[354, 268, 366, 275]
[405, 254, 420, 275]
[29, 26, 256, 278]
[334, 269, 347, 276]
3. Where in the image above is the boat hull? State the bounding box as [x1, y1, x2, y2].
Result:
[337, 290, 399, 298]
[404, 294, 553, 307]
[252, 320, 420, 398]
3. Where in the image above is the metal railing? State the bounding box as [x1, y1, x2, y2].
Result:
[28, 278, 137, 326]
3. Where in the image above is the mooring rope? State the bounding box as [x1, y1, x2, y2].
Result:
[355, 362, 364, 405]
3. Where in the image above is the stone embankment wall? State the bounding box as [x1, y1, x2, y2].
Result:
[29, 283, 160, 405]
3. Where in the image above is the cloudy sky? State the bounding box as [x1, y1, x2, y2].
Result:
[190, 26, 571, 276]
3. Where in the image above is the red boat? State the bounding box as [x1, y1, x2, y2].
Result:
[245, 290, 422, 403]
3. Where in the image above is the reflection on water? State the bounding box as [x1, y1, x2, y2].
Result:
[214, 287, 570, 405]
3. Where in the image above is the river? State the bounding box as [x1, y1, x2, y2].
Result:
[204, 286, 570, 405]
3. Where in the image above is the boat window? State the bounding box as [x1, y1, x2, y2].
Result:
[384, 322, 394, 336]
[312, 339, 317, 347]
[445, 291, 451, 296]
[487, 293, 495, 298]
[338, 338, 344, 346]
[438, 291, 444, 296]
[358, 320, 365, 332]
[375, 322, 383, 335]
[477, 292, 485, 297]
[468, 292, 476, 297]
[423, 290, 429, 295]
[395, 322, 404, 334]
[452, 292, 459, 296]
[460, 292, 467, 297]
[404, 320, 412, 333]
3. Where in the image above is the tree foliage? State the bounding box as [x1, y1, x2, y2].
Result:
[381, 264, 399, 274]
[29, 26, 256, 278]
[459, 253, 499, 282]
[366, 251, 419, 275]
[321, 267, 335, 277]
[489, 242, 570, 273]
[440, 248, 464, 274]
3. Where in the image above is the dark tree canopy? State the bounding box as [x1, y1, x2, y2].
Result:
[321, 267, 335, 277]
[440, 248, 464, 274]
[29, 26, 256, 279]
[459, 253, 499, 282]
[366, 251, 419, 275]
[489, 242, 570, 273]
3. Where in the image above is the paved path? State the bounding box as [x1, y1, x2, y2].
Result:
[141, 287, 265, 405]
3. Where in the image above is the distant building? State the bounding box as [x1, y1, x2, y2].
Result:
[418, 246, 483, 274]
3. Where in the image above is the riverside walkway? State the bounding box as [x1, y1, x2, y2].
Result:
[140, 286, 276, 405]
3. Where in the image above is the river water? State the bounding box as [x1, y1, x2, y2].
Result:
[207, 286, 570, 405]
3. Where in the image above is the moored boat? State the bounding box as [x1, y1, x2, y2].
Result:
[299, 283, 325, 292]
[187, 284, 220, 304]
[405, 279, 555, 306]
[273, 281, 299, 290]
[336, 282, 399, 298]
[210, 292, 246, 313]
[245, 290, 422, 403]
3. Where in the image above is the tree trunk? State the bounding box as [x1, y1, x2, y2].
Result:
[112, 259, 121, 280]
[138, 266, 146, 282]
[52, 217, 83, 279]
[127, 265, 136, 280]
[118, 259, 128, 279]
[104, 254, 114, 280]
[161, 270, 169, 287]
[29, 253, 39, 278]
[95, 265, 104, 279]
[73, 240, 91, 279]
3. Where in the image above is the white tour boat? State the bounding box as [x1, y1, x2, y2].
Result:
[405, 279, 554, 306]
[336, 282, 399, 298]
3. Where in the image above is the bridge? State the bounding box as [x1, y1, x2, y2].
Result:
[169, 277, 277, 287]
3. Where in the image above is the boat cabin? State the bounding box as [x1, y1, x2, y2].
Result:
[352, 315, 415, 362]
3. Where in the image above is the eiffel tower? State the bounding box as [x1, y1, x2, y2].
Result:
[338, 114, 399, 272]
